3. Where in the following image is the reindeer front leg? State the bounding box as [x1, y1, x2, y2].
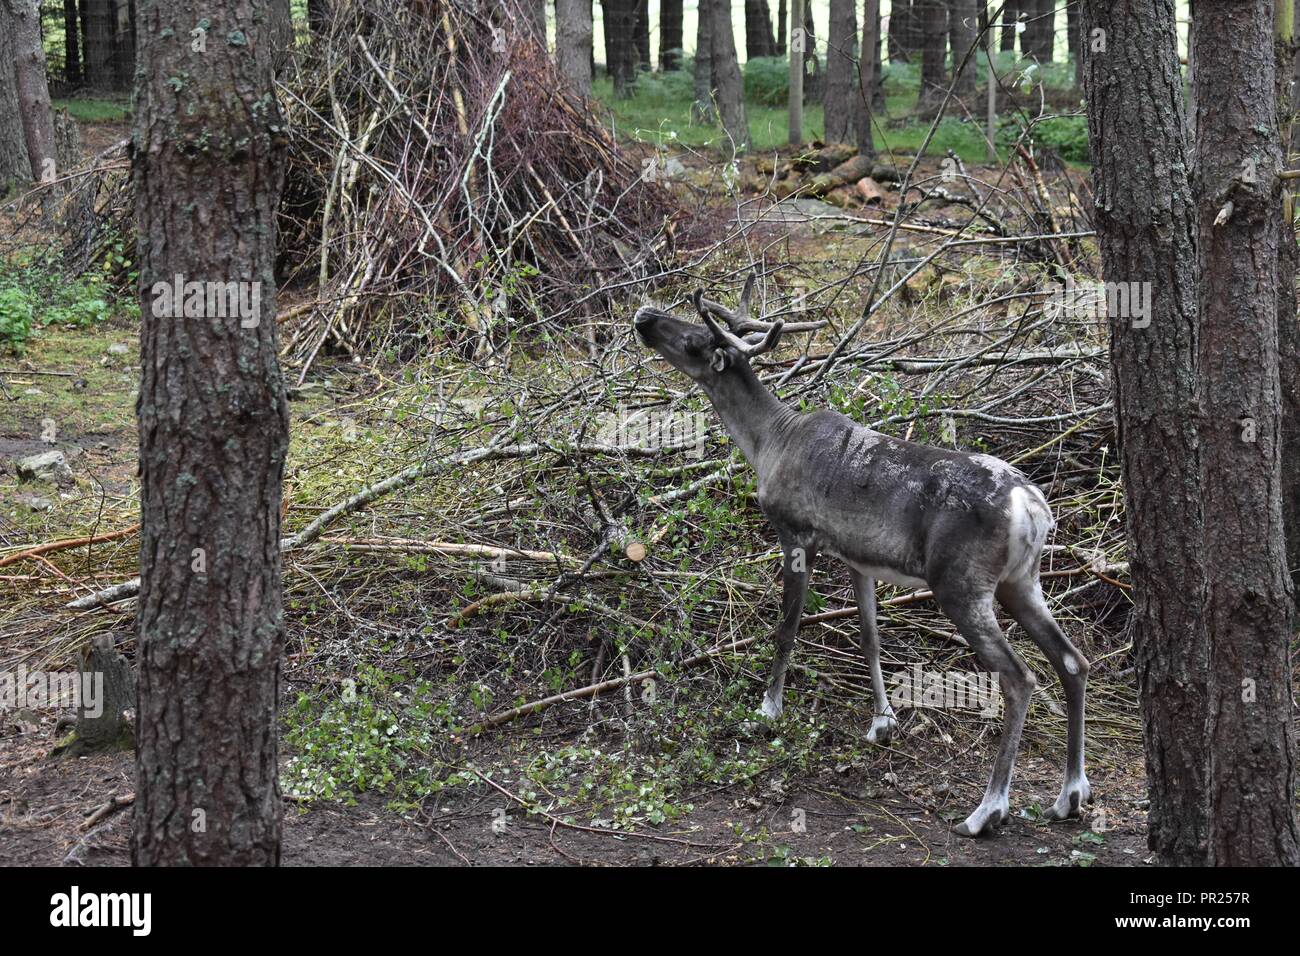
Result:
[760, 539, 815, 719]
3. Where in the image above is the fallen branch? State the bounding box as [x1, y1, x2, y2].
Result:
[0, 524, 140, 569]
[82, 792, 135, 829]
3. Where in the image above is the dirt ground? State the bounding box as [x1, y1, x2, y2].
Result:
[1, 713, 1150, 866]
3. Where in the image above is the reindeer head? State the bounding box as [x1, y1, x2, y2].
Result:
[634, 273, 785, 386]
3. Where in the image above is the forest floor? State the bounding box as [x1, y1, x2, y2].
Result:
[1, 102, 1154, 867]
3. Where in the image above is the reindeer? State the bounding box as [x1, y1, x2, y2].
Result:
[633, 275, 1090, 837]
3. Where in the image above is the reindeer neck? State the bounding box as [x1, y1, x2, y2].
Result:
[700, 362, 794, 464]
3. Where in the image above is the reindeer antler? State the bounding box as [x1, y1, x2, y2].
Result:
[698, 306, 785, 358]
[693, 270, 826, 335]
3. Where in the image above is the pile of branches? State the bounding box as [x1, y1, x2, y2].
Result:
[28, 0, 679, 371]
[276, 0, 680, 369]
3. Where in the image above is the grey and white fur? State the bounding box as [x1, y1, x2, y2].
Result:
[633, 276, 1091, 837]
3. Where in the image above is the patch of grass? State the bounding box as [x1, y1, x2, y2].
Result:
[51, 98, 130, 124]
[595, 67, 993, 164]
[595, 50, 1085, 166]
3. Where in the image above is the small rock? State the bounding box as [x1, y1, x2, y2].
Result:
[660, 156, 688, 179]
[16, 450, 74, 485]
[24, 388, 41, 396]
[24, 495, 52, 512]
[107, 342, 130, 355]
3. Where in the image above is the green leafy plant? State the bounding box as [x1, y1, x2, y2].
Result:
[0, 283, 35, 352]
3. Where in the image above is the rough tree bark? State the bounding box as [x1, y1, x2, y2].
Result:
[606, 0, 638, 96]
[557, 0, 594, 95]
[81, 0, 132, 90]
[1277, 1, 1300, 598]
[710, 0, 750, 151]
[1192, 0, 1299, 868]
[948, 0, 978, 99]
[693, 0, 717, 122]
[916, 0, 948, 114]
[1081, 0, 1212, 866]
[1067, 0, 1082, 87]
[889, 0, 918, 62]
[801, 1, 821, 102]
[4, 1, 57, 185]
[777, 0, 787, 54]
[1000, 0, 1020, 52]
[824, 0, 858, 143]
[660, 0, 683, 70]
[1022, 0, 1055, 61]
[635, 0, 650, 69]
[745, 0, 776, 58]
[131, 0, 289, 866]
[854, 0, 880, 158]
[0, 8, 27, 193]
[788, 0, 803, 141]
[64, 0, 82, 84]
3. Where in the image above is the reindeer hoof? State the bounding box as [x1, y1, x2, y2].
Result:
[954, 802, 1010, 838]
[865, 713, 898, 745]
[1043, 776, 1092, 822]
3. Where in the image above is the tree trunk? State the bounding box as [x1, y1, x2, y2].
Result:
[889, 0, 918, 63]
[788, 0, 803, 141]
[558, 0, 594, 95]
[81, 0, 132, 90]
[5, 0, 57, 185]
[854, 0, 879, 158]
[131, 0, 289, 867]
[1023, 0, 1053, 61]
[693, 0, 716, 121]
[801, 1, 821, 102]
[660, 0, 683, 69]
[64, 0, 82, 85]
[114, 0, 136, 90]
[635, 0, 650, 70]
[710, 0, 750, 151]
[1192, 0, 1300, 868]
[824, 0, 857, 143]
[0, 5, 27, 193]
[777, 0, 787, 54]
[1067, 0, 1082, 87]
[948, 0, 978, 99]
[1001, 0, 1020, 52]
[915, 0, 948, 114]
[745, 0, 776, 58]
[1277, 0, 1300, 599]
[1081, 0, 1212, 867]
[606, 0, 638, 96]
[600, 0, 615, 75]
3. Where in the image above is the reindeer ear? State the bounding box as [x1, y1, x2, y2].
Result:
[710, 348, 731, 372]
